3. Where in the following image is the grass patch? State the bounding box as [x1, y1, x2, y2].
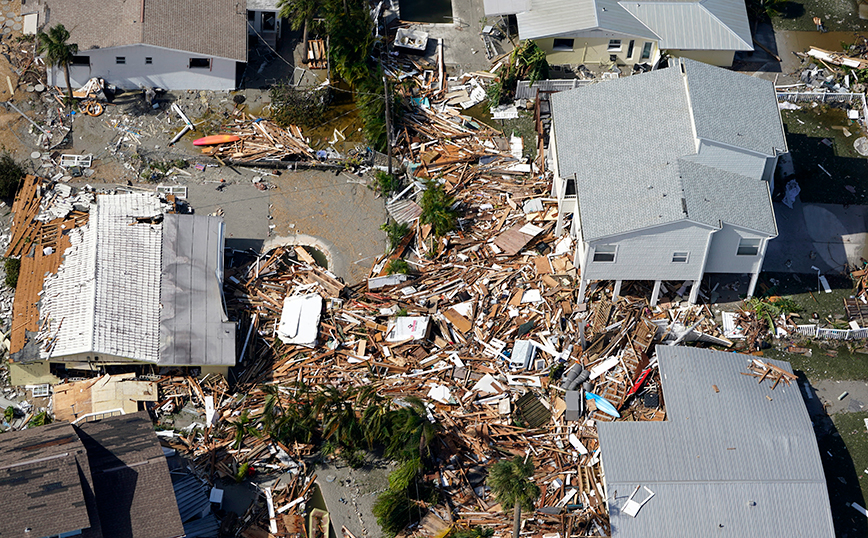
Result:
[778, 104, 868, 204]
[773, 0, 868, 32]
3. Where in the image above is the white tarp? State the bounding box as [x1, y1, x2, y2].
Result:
[277, 293, 322, 347]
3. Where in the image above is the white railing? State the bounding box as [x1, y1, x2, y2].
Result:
[792, 324, 868, 340]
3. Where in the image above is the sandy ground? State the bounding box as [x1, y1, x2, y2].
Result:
[811, 379, 868, 415]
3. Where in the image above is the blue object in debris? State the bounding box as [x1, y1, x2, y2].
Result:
[585, 391, 620, 418]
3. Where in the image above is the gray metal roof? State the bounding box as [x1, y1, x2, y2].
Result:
[619, 0, 752, 50]
[517, 0, 657, 40]
[514, 0, 750, 49]
[160, 214, 236, 366]
[550, 58, 781, 240]
[597, 347, 834, 538]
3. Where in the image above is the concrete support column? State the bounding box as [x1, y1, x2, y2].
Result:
[578, 278, 588, 304]
[612, 280, 622, 300]
[688, 279, 700, 304]
[555, 205, 565, 237]
[747, 271, 761, 298]
[650, 280, 662, 307]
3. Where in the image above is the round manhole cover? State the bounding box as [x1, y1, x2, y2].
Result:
[855, 137, 868, 156]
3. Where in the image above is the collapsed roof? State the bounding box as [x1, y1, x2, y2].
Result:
[15, 192, 236, 367]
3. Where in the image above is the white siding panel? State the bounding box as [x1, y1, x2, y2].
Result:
[582, 221, 713, 281]
[705, 223, 768, 274]
[55, 44, 238, 91]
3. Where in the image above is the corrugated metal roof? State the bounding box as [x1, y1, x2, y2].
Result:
[160, 214, 236, 366]
[597, 346, 835, 538]
[37, 194, 235, 366]
[515, 0, 750, 52]
[483, 0, 529, 16]
[549, 58, 781, 240]
[619, 0, 751, 50]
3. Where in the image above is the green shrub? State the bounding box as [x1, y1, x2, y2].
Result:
[385, 259, 410, 275]
[4, 258, 20, 288]
[27, 411, 51, 428]
[420, 182, 458, 236]
[0, 151, 24, 199]
[375, 171, 401, 196]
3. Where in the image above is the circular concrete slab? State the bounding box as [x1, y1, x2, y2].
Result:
[855, 137, 868, 156]
[12, 23, 21, 30]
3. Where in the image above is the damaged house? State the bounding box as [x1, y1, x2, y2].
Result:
[0, 411, 185, 538]
[549, 58, 787, 304]
[598, 346, 835, 537]
[484, 0, 752, 67]
[35, 0, 248, 90]
[10, 190, 236, 385]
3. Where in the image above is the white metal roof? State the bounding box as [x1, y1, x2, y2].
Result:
[38, 193, 235, 366]
[513, 0, 751, 51]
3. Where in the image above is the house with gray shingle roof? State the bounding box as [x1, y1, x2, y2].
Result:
[0, 411, 185, 538]
[484, 0, 752, 67]
[549, 58, 786, 303]
[597, 346, 835, 538]
[39, 0, 248, 90]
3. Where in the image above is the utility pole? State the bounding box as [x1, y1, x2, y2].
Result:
[383, 76, 392, 176]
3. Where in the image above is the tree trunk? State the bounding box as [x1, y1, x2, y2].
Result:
[513, 502, 521, 538]
[63, 61, 73, 103]
[302, 18, 309, 64]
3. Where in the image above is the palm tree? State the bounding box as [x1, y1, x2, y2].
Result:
[36, 24, 78, 102]
[384, 396, 437, 463]
[357, 385, 393, 448]
[488, 456, 541, 538]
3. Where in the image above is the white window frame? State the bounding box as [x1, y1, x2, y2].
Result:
[626, 39, 635, 59]
[115, 56, 126, 64]
[671, 251, 689, 263]
[736, 238, 761, 256]
[593, 244, 617, 263]
[552, 38, 575, 52]
[189, 58, 211, 69]
[607, 39, 622, 52]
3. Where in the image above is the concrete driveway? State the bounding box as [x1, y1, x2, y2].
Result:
[765, 200, 868, 274]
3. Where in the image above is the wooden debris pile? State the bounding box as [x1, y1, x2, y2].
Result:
[742, 359, 797, 390]
[202, 116, 315, 163]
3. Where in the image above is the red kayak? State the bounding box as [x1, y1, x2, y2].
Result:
[193, 134, 241, 146]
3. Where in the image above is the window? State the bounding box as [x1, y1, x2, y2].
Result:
[737, 238, 761, 256]
[145, 57, 153, 64]
[71, 55, 90, 66]
[593, 245, 617, 262]
[553, 38, 574, 51]
[672, 251, 689, 263]
[640, 41, 653, 60]
[248, 10, 255, 21]
[262, 12, 276, 31]
[116, 56, 126, 64]
[626, 40, 635, 59]
[607, 39, 622, 52]
[189, 58, 211, 69]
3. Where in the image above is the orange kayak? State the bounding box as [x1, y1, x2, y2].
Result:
[193, 134, 241, 146]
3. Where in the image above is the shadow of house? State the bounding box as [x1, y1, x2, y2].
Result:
[778, 130, 868, 205]
[799, 376, 868, 537]
[0, 411, 184, 538]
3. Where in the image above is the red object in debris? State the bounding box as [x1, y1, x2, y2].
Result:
[193, 134, 241, 146]
[626, 367, 653, 398]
